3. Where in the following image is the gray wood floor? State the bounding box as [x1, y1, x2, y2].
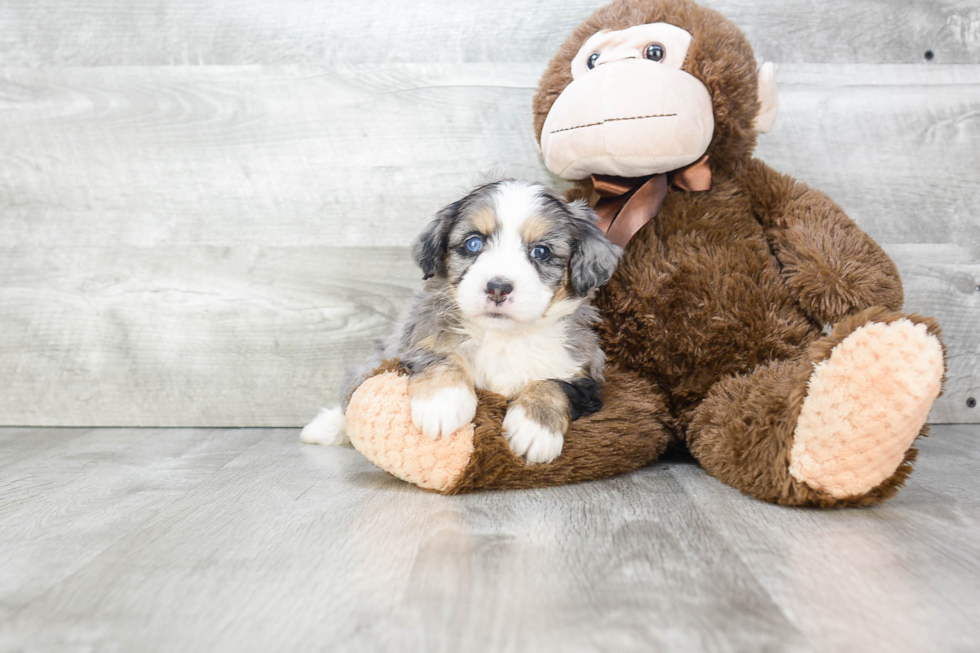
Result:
[1, 426, 978, 652]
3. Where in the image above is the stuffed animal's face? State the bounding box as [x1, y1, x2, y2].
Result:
[541, 23, 714, 180]
[533, 0, 778, 181]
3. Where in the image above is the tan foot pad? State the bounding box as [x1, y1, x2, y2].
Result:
[345, 372, 475, 492]
[789, 319, 944, 498]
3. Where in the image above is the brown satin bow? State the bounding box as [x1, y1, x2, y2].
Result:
[592, 154, 712, 248]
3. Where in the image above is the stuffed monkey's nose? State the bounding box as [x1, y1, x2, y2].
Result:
[486, 278, 514, 305]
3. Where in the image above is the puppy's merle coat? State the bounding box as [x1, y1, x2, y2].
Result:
[302, 180, 621, 464]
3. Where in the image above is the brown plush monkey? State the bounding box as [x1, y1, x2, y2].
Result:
[341, 0, 946, 507]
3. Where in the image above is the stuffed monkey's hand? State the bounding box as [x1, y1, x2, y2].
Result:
[753, 161, 903, 324]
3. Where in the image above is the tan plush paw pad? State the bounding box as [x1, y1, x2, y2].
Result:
[345, 372, 475, 492]
[789, 319, 944, 498]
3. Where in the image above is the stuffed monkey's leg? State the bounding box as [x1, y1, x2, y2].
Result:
[686, 307, 944, 507]
[345, 365, 674, 493]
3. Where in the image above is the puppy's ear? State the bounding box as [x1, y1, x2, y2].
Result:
[412, 201, 460, 280]
[568, 200, 622, 296]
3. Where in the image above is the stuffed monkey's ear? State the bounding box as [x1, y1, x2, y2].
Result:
[412, 202, 459, 280]
[754, 62, 778, 134]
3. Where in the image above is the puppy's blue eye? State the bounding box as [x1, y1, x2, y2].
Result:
[530, 245, 551, 261]
[464, 236, 483, 253]
[587, 52, 600, 70]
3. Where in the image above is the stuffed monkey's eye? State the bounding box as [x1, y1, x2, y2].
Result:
[530, 245, 551, 261]
[587, 52, 600, 70]
[644, 43, 666, 62]
[464, 236, 483, 253]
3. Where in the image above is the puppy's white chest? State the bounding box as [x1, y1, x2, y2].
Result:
[463, 326, 581, 397]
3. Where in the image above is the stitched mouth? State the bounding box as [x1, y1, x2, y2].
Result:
[549, 113, 677, 135]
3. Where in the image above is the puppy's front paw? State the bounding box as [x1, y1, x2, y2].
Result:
[300, 407, 348, 445]
[409, 385, 478, 440]
[503, 406, 564, 464]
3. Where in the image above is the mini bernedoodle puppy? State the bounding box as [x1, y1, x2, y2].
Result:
[301, 180, 621, 464]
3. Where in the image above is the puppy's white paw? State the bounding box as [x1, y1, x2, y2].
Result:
[503, 406, 564, 464]
[410, 385, 478, 440]
[300, 407, 348, 445]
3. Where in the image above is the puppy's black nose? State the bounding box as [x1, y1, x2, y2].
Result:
[485, 278, 514, 305]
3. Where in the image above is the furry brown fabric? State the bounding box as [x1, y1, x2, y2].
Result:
[594, 160, 908, 432]
[446, 365, 674, 493]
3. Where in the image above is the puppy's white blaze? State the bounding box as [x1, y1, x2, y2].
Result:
[456, 181, 556, 327]
[493, 180, 545, 228]
[410, 385, 478, 440]
[503, 405, 564, 464]
[300, 407, 348, 445]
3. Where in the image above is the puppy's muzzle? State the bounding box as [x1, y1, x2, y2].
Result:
[486, 278, 514, 305]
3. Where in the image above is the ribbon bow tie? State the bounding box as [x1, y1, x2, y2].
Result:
[591, 154, 712, 248]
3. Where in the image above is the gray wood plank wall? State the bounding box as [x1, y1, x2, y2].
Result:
[1, 0, 978, 426]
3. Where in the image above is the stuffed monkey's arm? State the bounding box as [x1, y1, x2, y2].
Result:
[747, 159, 903, 324]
